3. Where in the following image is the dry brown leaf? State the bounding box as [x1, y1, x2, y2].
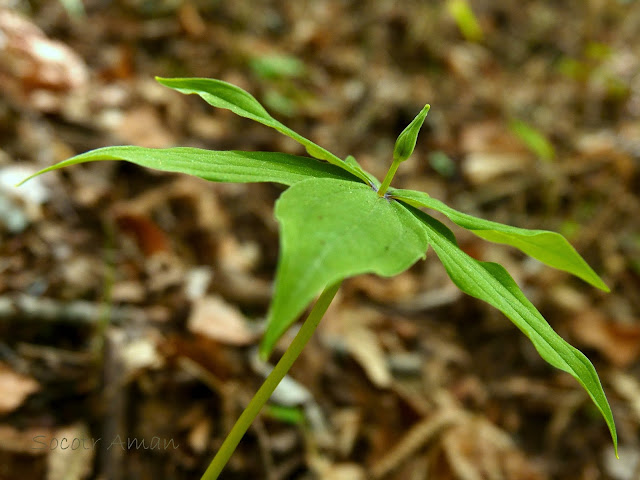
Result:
[349, 273, 419, 303]
[324, 306, 392, 388]
[446, 44, 492, 80]
[120, 335, 164, 375]
[0, 362, 39, 414]
[0, 8, 88, 111]
[178, 2, 207, 37]
[0, 425, 52, 454]
[187, 418, 211, 454]
[344, 324, 392, 388]
[460, 121, 527, 154]
[462, 152, 532, 185]
[217, 236, 261, 273]
[188, 295, 258, 346]
[371, 410, 460, 479]
[331, 409, 362, 457]
[113, 211, 171, 257]
[442, 417, 547, 480]
[114, 106, 176, 148]
[111, 280, 146, 303]
[609, 372, 640, 423]
[569, 310, 640, 367]
[459, 121, 534, 184]
[309, 455, 367, 480]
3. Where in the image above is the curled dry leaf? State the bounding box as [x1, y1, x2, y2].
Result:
[343, 324, 392, 389]
[187, 418, 212, 454]
[217, 236, 261, 274]
[113, 211, 171, 257]
[322, 306, 392, 388]
[459, 121, 534, 185]
[441, 417, 547, 480]
[0, 8, 88, 111]
[0, 424, 52, 454]
[462, 152, 533, 185]
[569, 310, 640, 368]
[120, 335, 165, 376]
[249, 348, 312, 407]
[114, 106, 176, 148]
[0, 362, 39, 414]
[349, 273, 419, 304]
[188, 295, 258, 346]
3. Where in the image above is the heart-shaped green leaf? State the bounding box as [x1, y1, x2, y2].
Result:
[410, 208, 617, 454]
[156, 77, 371, 184]
[261, 178, 429, 357]
[16, 146, 360, 187]
[393, 189, 609, 291]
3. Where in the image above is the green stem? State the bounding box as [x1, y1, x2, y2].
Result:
[200, 280, 343, 480]
[377, 159, 400, 197]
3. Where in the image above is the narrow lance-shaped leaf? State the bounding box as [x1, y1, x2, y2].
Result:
[16, 146, 361, 187]
[410, 208, 617, 454]
[155, 77, 371, 184]
[393, 189, 609, 291]
[261, 178, 429, 357]
[393, 104, 430, 163]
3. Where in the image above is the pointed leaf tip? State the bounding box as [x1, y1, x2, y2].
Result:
[411, 209, 617, 455]
[393, 104, 431, 163]
[393, 189, 610, 292]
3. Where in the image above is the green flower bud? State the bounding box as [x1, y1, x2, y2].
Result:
[393, 104, 430, 163]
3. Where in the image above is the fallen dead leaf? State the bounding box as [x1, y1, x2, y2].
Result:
[569, 310, 640, 367]
[120, 335, 165, 376]
[188, 295, 258, 346]
[113, 210, 171, 257]
[331, 408, 362, 457]
[349, 273, 419, 303]
[371, 409, 460, 479]
[0, 8, 88, 111]
[323, 306, 392, 388]
[343, 324, 392, 389]
[217, 236, 261, 273]
[187, 417, 212, 454]
[0, 362, 39, 414]
[442, 416, 547, 480]
[0, 424, 52, 454]
[462, 151, 532, 185]
[113, 106, 176, 148]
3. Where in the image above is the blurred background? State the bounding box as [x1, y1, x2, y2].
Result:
[1, 1, 639, 479]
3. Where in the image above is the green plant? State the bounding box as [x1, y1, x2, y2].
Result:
[19, 76, 617, 478]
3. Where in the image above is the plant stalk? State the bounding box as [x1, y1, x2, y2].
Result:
[200, 280, 343, 480]
[378, 159, 400, 197]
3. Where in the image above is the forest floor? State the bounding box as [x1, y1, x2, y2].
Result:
[1, 1, 640, 479]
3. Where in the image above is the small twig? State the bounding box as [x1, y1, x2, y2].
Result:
[0, 294, 146, 325]
[370, 409, 460, 479]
